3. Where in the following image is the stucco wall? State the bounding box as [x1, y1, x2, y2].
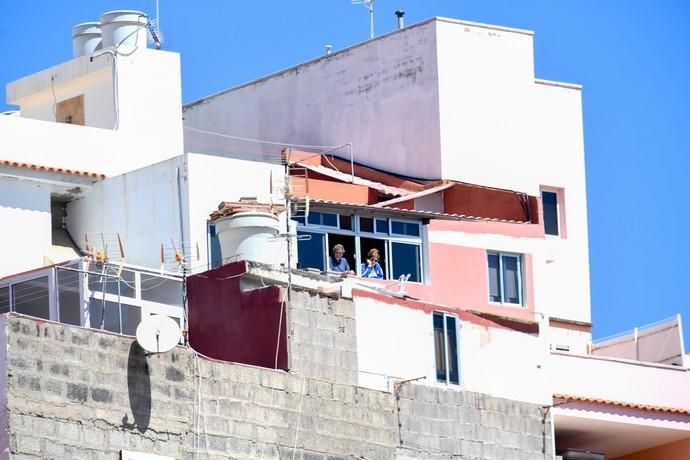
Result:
[183, 20, 442, 179]
[615, 437, 690, 460]
[0, 178, 51, 278]
[354, 292, 551, 405]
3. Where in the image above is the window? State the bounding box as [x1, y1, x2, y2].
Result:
[487, 252, 523, 305]
[296, 212, 424, 282]
[13, 276, 50, 320]
[541, 190, 559, 236]
[433, 312, 459, 384]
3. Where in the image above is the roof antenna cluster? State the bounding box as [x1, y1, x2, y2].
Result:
[352, 0, 375, 39]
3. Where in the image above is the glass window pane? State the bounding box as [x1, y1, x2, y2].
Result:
[391, 242, 421, 282]
[297, 231, 325, 271]
[339, 215, 352, 230]
[322, 213, 338, 227]
[542, 191, 559, 236]
[446, 316, 459, 384]
[208, 224, 223, 269]
[293, 215, 305, 225]
[141, 275, 183, 306]
[13, 276, 50, 319]
[488, 253, 501, 302]
[405, 222, 420, 237]
[57, 268, 82, 326]
[433, 313, 447, 382]
[0, 286, 9, 314]
[121, 304, 142, 336]
[391, 220, 405, 235]
[375, 219, 388, 234]
[359, 217, 374, 233]
[307, 212, 322, 225]
[88, 270, 135, 298]
[502, 255, 521, 304]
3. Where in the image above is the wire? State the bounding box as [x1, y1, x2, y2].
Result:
[184, 126, 341, 150]
[291, 374, 307, 460]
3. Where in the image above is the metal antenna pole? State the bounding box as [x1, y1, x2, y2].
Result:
[369, 1, 374, 39]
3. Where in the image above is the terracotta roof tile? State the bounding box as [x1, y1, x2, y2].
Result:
[553, 393, 690, 415]
[0, 159, 106, 179]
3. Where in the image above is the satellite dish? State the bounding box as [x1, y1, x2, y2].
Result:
[136, 315, 181, 354]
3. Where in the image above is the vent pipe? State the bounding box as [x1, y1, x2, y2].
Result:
[325, 44, 333, 55]
[395, 10, 405, 30]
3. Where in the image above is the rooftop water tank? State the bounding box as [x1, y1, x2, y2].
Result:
[100, 10, 148, 49]
[72, 22, 102, 57]
[215, 212, 282, 266]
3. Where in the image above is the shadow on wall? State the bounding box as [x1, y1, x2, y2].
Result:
[122, 341, 151, 433]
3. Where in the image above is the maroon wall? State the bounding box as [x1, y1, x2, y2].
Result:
[186, 261, 288, 370]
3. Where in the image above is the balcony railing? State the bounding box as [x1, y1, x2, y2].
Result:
[0, 259, 185, 336]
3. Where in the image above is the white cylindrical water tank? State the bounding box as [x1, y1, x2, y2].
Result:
[100, 10, 148, 49]
[214, 212, 282, 266]
[72, 22, 102, 57]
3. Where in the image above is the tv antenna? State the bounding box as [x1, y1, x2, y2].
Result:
[146, 0, 164, 49]
[136, 314, 181, 354]
[160, 238, 200, 273]
[352, 0, 375, 39]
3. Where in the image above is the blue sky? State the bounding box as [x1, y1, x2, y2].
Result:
[1, 1, 689, 345]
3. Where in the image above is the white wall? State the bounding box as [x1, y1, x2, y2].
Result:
[66, 156, 185, 270]
[0, 179, 51, 277]
[66, 153, 286, 272]
[355, 295, 550, 404]
[4, 48, 183, 177]
[0, 315, 8, 460]
[183, 20, 442, 179]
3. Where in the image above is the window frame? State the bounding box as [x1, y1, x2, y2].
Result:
[433, 311, 461, 385]
[295, 211, 425, 282]
[541, 189, 560, 237]
[487, 251, 524, 306]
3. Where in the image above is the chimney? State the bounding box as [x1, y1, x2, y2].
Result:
[395, 10, 405, 30]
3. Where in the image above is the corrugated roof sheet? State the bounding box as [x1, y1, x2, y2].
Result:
[304, 198, 529, 224]
[553, 394, 690, 416]
[0, 159, 106, 179]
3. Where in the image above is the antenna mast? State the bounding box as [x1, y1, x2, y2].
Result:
[352, 0, 375, 39]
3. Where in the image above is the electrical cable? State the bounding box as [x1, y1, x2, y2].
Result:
[184, 126, 341, 150]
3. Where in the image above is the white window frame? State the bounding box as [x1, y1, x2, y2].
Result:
[487, 251, 524, 306]
[433, 311, 461, 385]
[541, 189, 561, 237]
[296, 211, 426, 282]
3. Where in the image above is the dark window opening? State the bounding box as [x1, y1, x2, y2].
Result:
[359, 217, 374, 233]
[391, 242, 421, 282]
[542, 191, 559, 236]
[326, 234, 356, 272]
[434, 312, 459, 384]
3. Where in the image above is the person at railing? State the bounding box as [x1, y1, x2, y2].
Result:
[361, 248, 384, 279]
[328, 244, 354, 276]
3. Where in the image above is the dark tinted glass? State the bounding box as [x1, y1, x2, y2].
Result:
[391, 242, 420, 282]
[359, 217, 374, 233]
[339, 215, 352, 230]
[502, 255, 521, 304]
[308, 212, 322, 225]
[208, 224, 223, 269]
[0, 287, 9, 314]
[375, 219, 388, 233]
[487, 253, 501, 302]
[433, 313, 446, 382]
[542, 191, 559, 236]
[121, 304, 142, 336]
[446, 316, 459, 384]
[322, 213, 338, 227]
[297, 231, 325, 271]
[57, 267, 82, 326]
[13, 276, 50, 319]
[391, 220, 420, 236]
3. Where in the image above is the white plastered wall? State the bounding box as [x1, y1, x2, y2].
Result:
[66, 153, 286, 271]
[0, 179, 51, 278]
[5, 48, 183, 176]
[355, 295, 550, 404]
[183, 20, 442, 179]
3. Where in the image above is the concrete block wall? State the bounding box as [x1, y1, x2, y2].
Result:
[2, 314, 394, 459]
[1, 314, 551, 459]
[288, 289, 358, 385]
[396, 384, 552, 459]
